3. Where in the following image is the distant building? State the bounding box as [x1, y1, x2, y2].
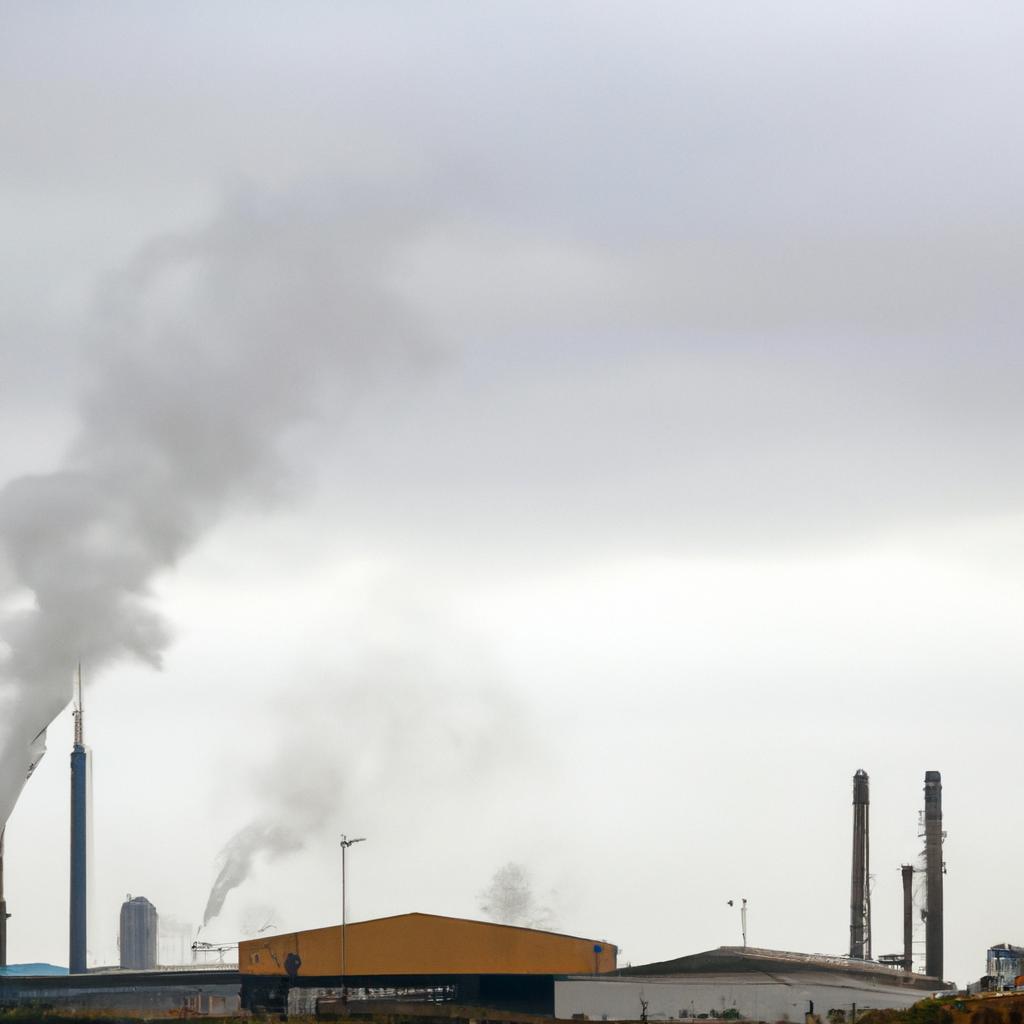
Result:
[556, 947, 951, 1022]
[120, 896, 158, 970]
[238, 912, 616, 1015]
[986, 944, 1024, 991]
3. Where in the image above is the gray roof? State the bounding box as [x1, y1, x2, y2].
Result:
[617, 946, 950, 991]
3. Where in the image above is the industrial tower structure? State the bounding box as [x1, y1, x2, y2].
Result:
[849, 769, 871, 960]
[69, 668, 89, 974]
[901, 864, 914, 972]
[0, 827, 7, 968]
[923, 771, 944, 981]
[120, 895, 159, 969]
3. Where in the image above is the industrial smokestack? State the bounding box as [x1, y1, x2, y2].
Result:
[849, 769, 871, 960]
[901, 863, 914, 972]
[924, 771, 944, 980]
[0, 827, 7, 968]
[69, 669, 88, 974]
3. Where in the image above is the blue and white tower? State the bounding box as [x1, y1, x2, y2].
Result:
[69, 667, 89, 974]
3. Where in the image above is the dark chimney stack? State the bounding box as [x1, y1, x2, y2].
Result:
[849, 769, 871, 960]
[901, 863, 914, 972]
[924, 771, 943, 981]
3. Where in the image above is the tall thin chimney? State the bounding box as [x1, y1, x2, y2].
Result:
[849, 769, 871, 960]
[69, 666, 88, 974]
[924, 771, 943, 980]
[901, 864, 914, 972]
[0, 827, 8, 968]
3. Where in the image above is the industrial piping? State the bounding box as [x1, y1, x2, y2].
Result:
[69, 669, 88, 974]
[924, 771, 943, 981]
[849, 769, 871, 960]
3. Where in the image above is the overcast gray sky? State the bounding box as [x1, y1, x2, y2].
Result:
[1, 1, 1023, 987]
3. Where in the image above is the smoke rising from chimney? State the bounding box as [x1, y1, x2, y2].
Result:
[198, 636, 524, 928]
[479, 862, 556, 931]
[0, 187, 428, 830]
[203, 823, 304, 927]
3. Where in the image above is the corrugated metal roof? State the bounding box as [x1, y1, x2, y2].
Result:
[618, 946, 949, 990]
[323, 911, 612, 947]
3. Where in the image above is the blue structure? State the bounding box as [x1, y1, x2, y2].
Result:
[987, 944, 1024, 991]
[69, 671, 88, 974]
[0, 963, 68, 977]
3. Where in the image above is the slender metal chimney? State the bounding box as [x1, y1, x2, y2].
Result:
[924, 771, 943, 980]
[901, 864, 914, 972]
[69, 666, 88, 974]
[849, 770, 871, 960]
[0, 827, 8, 968]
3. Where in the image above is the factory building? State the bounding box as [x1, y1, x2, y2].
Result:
[1, 920, 953, 1019]
[2, 734, 958, 1020]
[556, 946, 952, 1022]
[119, 895, 158, 969]
[975, 944, 1024, 992]
[239, 912, 617, 1015]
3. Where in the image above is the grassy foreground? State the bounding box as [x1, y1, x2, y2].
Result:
[861, 994, 1024, 1024]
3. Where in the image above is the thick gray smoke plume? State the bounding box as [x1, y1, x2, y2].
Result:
[0, 188, 425, 830]
[203, 824, 303, 927]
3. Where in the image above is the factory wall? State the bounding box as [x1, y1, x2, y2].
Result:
[240, 913, 617, 978]
[555, 972, 940, 1022]
[0, 969, 240, 1016]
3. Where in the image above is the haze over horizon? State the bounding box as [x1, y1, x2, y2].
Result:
[2, 2, 1023, 988]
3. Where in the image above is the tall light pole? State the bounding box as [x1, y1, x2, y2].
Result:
[340, 835, 366, 1002]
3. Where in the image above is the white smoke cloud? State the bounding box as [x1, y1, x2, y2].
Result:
[0, 186, 430, 830]
[198, 619, 526, 928]
[479, 862, 556, 931]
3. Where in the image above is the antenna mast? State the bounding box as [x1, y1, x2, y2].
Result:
[73, 663, 83, 748]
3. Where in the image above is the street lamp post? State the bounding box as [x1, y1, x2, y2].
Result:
[340, 835, 366, 1002]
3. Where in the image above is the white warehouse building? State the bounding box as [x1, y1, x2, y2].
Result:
[556, 947, 950, 1022]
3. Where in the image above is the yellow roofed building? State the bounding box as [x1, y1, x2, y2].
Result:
[239, 911, 617, 978]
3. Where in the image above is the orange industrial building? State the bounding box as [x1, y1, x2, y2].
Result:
[240, 912, 617, 977]
[238, 912, 617, 1014]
